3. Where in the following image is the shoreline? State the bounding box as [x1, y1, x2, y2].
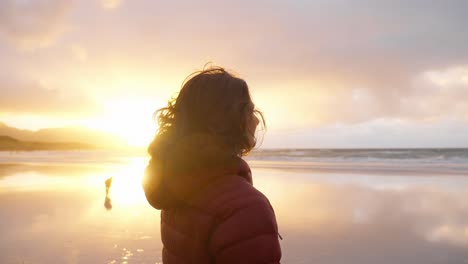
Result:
[248, 160, 468, 177]
[1, 159, 467, 178]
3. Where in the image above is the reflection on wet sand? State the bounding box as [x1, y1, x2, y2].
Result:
[254, 168, 468, 264]
[104, 177, 113, 210]
[0, 163, 110, 179]
[0, 162, 467, 263]
[104, 195, 113, 210]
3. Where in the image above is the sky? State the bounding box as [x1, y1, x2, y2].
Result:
[1, 0, 468, 148]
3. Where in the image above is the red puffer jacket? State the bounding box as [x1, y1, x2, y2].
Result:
[143, 136, 281, 263]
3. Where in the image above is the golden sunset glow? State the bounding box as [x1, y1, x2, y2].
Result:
[0, 0, 467, 149]
[109, 158, 148, 205]
[83, 98, 162, 147]
[2, 2, 468, 263]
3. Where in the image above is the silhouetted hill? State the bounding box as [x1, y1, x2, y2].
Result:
[0, 122, 126, 149]
[0, 135, 94, 151]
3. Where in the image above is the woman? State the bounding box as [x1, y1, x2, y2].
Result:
[143, 66, 282, 263]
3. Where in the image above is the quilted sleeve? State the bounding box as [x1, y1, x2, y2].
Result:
[209, 196, 282, 264]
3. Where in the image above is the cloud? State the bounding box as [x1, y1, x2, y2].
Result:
[110, 0, 468, 125]
[262, 118, 468, 148]
[250, 65, 468, 134]
[0, 75, 97, 116]
[1, 0, 467, 138]
[0, 0, 73, 50]
[401, 67, 468, 122]
[427, 225, 468, 246]
[99, 0, 123, 9]
[71, 44, 88, 62]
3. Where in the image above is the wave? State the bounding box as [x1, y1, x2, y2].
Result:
[248, 148, 468, 164]
[1, 148, 467, 175]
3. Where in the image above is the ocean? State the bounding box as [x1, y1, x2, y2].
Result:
[3, 148, 468, 172]
[246, 149, 468, 180]
[1, 149, 468, 263]
[251, 148, 468, 163]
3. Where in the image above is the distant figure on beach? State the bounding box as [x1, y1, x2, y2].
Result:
[105, 177, 112, 195]
[143, 66, 281, 263]
[104, 177, 113, 210]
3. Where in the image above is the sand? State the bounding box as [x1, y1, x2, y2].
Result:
[1, 159, 468, 263]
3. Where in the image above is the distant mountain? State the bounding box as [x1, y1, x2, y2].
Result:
[0, 122, 126, 149]
[0, 135, 94, 151]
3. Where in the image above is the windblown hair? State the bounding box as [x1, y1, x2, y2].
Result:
[148, 66, 265, 164]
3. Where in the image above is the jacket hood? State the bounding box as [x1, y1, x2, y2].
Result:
[143, 134, 252, 210]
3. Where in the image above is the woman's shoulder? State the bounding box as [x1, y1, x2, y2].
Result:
[183, 172, 281, 263]
[191, 174, 274, 220]
[202, 175, 281, 263]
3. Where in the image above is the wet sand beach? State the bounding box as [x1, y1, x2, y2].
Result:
[1, 152, 468, 263]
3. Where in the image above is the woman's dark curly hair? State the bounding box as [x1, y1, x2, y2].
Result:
[148, 66, 265, 162]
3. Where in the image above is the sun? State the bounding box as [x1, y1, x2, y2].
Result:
[84, 97, 164, 147]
